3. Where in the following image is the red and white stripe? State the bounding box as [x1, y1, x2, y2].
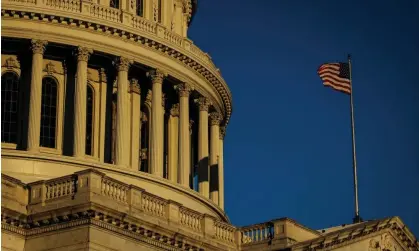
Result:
[317, 63, 351, 94]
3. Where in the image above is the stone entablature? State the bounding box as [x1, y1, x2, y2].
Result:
[1, 0, 233, 125]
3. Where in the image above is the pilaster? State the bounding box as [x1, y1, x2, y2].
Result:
[73, 47, 93, 158]
[175, 82, 193, 187]
[130, 78, 141, 171]
[209, 112, 221, 204]
[219, 126, 226, 210]
[147, 69, 166, 177]
[168, 104, 179, 183]
[115, 57, 132, 167]
[27, 39, 48, 152]
[195, 96, 211, 198]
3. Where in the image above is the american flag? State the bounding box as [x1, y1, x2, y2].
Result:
[317, 62, 351, 94]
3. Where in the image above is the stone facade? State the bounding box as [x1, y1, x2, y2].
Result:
[1, 0, 418, 250]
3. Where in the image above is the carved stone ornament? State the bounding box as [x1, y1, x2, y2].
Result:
[170, 104, 179, 117]
[209, 112, 222, 126]
[219, 126, 226, 139]
[44, 61, 56, 75]
[31, 39, 48, 55]
[175, 83, 193, 97]
[369, 239, 380, 251]
[189, 120, 194, 133]
[130, 78, 140, 94]
[162, 93, 166, 107]
[195, 96, 211, 111]
[87, 70, 93, 82]
[100, 68, 107, 83]
[3, 57, 20, 69]
[147, 69, 166, 84]
[141, 112, 148, 123]
[115, 57, 132, 72]
[145, 90, 152, 106]
[140, 148, 148, 160]
[76, 47, 93, 62]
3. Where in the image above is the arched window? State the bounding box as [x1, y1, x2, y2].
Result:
[136, 0, 143, 16]
[1, 72, 19, 144]
[40, 77, 58, 148]
[85, 85, 94, 155]
[110, 0, 119, 9]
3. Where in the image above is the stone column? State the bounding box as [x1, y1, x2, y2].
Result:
[73, 47, 93, 158]
[99, 68, 107, 163]
[219, 126, 226, 210]
[195, 97, 211, 198]
[148, 69, 166, 177]
[115, 57, 132, 167]
[27, 40, 48, 152]
[209, 112, 221, 204]
[176, 83, 192, 187]
[168, 104, 179, 183]
[130, 79, 141, 170]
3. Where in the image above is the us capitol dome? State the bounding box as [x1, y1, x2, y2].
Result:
[1, 0, 418, 250]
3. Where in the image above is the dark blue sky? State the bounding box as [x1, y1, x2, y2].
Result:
[189, 1, 419, 235]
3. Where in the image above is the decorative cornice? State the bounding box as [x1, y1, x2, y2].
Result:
[1, 210, 199, 251]
[209, 112, 222, 126]
[175, 82, 193, 97]
[195, 96, 211, 111]
[2, 8, 233, 126]
[2, 57, 20, 69]
[130, 78, 141, 94]
[76, 46, 93, 62]
[147, 69, 166, 84]
[115, 57, 132, 72]
[31, 39, 47, 55]
[170, 104, 179, 117]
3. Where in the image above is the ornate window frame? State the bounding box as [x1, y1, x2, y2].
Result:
[1, 55, 21, 150]
[39, 60, 65, 155]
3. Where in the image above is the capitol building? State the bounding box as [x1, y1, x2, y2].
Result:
[1, 0, 418, 250]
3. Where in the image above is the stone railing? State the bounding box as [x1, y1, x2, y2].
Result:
[44, 175, 76, 201]
[1, 170, 238, 249]
[101, 176, 128, 203]
[239, 222, 273, 245]
[141, 192, 167, 218]
[179, 207, 202, 231]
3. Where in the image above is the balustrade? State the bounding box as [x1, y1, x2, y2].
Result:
[240, 223, 272, 244]
[141, 192, 167, 218]
[45, 175, 76, 201]
[101, 177, 128, 203]
[214, 221, 236, 243]
[179, 207, 202, 231]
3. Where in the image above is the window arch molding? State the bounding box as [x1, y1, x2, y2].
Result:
[39, 59, 66, 154]
[1, 71, 21, 147]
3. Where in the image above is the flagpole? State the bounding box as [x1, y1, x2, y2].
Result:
[348, 54, 361, 223]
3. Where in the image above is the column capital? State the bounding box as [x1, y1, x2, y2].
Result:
[147, 69, 167, 84]
[76, 47, 93, 62]
[195, 96, 211, 111]
[175, 83, 193, 97]
[130, 78, 141, 94]
[170, 104, 179, 117]
[209, 112, 222, 126]
[219, 126, 226, 139]
[31, 39, 48, 55]
[116, 57, 133, 72]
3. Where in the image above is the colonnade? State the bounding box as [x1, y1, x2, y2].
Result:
[23, 39, 226, 208]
